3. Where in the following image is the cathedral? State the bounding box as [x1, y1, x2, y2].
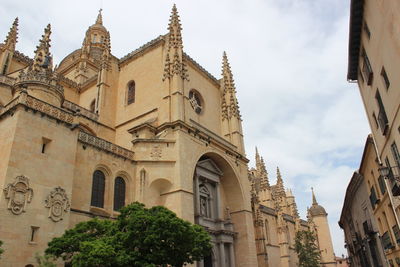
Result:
[0, 5, 335, 267]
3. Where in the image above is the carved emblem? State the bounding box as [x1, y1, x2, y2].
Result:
[3, 175, 33, 215]
[150, 145, 162, 159]
[45, 187, 70, 222]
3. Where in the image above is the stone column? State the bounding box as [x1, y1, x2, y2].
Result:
[215, 182, 221, 219]
[219, 242, 226, 267]
[229, 243, 236, 267]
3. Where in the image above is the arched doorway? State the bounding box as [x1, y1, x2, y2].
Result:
[193, 155, 237, 267]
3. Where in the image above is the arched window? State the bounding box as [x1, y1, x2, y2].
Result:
[91, 170, 105, 208]
[90, 99, 96, 113]
[114, 177, 126, 211]
[127, 81, 135, 105]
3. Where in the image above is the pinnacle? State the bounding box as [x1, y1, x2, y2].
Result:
[96, 9, 103, 25]
[167, 4, 183, 49]
[33, 24, 52, 71]
[3, 17, 19, 50]
[311, 187, 318, 205]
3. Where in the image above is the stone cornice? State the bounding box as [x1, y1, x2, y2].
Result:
[0, 74, 16, 87]
[78, 131, 134, 161]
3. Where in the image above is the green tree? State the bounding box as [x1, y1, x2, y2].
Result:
[0, 240, 4, 259]
[295, 230, 321, 267]
[45, 202, 212, 267]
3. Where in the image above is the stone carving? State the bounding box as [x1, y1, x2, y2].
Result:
[25, 96, 73, 124]
[3, 175, 33, 215]
[150, 145, 162, 159]
[45, 187, 70, 222]
[78, 131, 134, 160]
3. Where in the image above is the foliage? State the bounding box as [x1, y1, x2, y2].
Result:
[295, 230, 321, 267]
[35, 253, 57, 267]
[0, 240, 4, 259]
[46, 202, 212, 267]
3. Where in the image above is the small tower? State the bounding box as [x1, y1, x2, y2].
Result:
[0, 18, 18, 75]
[220, 52, 244, 153]
[308, 188, 336, 266]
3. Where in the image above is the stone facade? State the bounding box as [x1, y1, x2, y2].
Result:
[348, 0, 400, 264]
[0, 6, 335, 267]
[339, 136, 387, 267]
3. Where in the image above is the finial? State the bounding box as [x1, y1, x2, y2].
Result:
[3, 17, 19, 50]
[311, 187, 318, 205]
[96, 9, 103, 25]
[168, 4, 183, 49]
[33, 24, 52, 71]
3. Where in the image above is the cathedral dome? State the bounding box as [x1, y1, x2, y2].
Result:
[309, 188, 327, 216]
[309, 204, 327, 216]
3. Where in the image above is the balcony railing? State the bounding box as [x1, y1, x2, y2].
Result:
[62, 100, 99, 121]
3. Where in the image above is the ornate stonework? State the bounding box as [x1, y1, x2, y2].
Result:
[3, 175, 33, 215]
[45, 187, 70, 222]
[78, 131, 134, 160]
[150, 145, 162, 159]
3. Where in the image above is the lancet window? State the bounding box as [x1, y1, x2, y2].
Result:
[91, 170, 105, 208]
[114, 177, 126, 211]
[127, 81, 135, 105]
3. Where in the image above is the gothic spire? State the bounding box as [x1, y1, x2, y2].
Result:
[96, 9, 103, 25]
[163, 4, 188, 81]
[221, 51, 241, 120]
[33, 24, 52, 72]
[3, 17, 18, 51]
[311, 187, 318, 205]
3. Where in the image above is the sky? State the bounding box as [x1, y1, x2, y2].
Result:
[0, 0, 370, 257]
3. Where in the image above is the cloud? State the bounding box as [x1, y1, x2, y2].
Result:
[0, 0, 370, 257]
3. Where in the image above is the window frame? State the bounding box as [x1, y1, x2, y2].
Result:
[113, 176, 126, 211]
[91, 170, 106, 208]
[127, 81, 136, 105]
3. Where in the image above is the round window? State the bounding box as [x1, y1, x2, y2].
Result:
[189, 90, 202, 114]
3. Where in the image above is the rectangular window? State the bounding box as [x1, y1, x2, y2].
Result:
[393, 225, 400, 244]
[369, 186, 378, 208]
[362, 49, 374, 85]
[378, 175, 386, 195]
[381, 67, 390, 90]
[30, 226, 39, 243]
[364, 21, 371, 40]
[375, 90, 388, 135]
[382, 231, 394, 250]
[391, 142, 400, 168]
[41, 137, 51, 154]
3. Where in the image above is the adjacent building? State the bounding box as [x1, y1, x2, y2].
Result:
[339, 136, 387, 267]
[0, 5, 337, 267]
[348, 0, 400, 264]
